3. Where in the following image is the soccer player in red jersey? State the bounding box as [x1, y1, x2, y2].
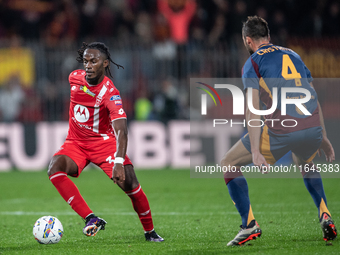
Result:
[48, 42, 163, 242]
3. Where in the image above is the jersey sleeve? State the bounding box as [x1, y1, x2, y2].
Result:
[304, 64, 313, 83]
[69, 69, 86, 86]
[242, 57, 260, 91]
[294, 52, 313, 83]
[105, 89, 127, 121]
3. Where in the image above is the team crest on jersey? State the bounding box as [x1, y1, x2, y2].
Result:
[80, 85, 96, 97]
[110, 95, 121, 101]
[74, 104, 90, 122]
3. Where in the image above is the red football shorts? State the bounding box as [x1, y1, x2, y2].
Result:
[54, 138, 133, 179]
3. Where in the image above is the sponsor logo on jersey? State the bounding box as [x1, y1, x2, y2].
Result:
[80, 85, 96, 97]
[94, 85, 108, 107]
[74, 104, 90, 123]
[67, 196, 74, 204]
[118, 108, 125, 115]
[110, 95, 121, 101]
[72, 117, 92, 130]
[96, 96, 103, 107]
[115, 100, 122, 105]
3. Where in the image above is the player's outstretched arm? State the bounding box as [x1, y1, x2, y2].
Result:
[112, 119, 128, 184]
[310, 83, 335, 162]
[246, 88, 269, 169]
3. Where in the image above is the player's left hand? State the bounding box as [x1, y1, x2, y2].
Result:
[112, 164, 125, 184]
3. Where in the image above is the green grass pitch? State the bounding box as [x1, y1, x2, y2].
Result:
[0, 168, 339, 254]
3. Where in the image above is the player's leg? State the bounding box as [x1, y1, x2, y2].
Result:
[116, 164, 153, 232]
[48, 145, 106, 237]
[222, 139, 254, 228]
[48, 155, 94, 219]
[221, 138, 262, 246]
[292, 153, 330, 219]
[115, 164, 164, 242]
[92, 139, 164, 242]
[292, 152, 337, 241]
[291, 126, 336, 240]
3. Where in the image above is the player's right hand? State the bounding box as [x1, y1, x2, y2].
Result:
[252, 150, 269, 173]
[112, 164, 125, 184]
[318, 136, 335, 163]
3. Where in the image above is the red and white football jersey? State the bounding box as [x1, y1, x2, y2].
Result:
[66, 69, 127, 140]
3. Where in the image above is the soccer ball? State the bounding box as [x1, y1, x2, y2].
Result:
[33, 216, 63, 244]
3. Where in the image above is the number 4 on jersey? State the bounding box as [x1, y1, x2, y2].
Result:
[282, 54, 302, 86]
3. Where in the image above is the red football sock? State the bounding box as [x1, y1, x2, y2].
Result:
[125, 184, 154, 232]
[49, 172, 93, 219]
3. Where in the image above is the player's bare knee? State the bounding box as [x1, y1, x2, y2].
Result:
[116, 178, 138, 192]
[125, 178, 139, 191]
[123, 180, 139, 191]
[47, 155, 77, 177]
[221, 153, 235, 167]
[121, 165, 139, 191]
[221, 154, 228, 167]
[48, 157, 61, 177]
[292, 153, 304, 166]
[48, 162, 65, 177]
[130, 178, 139, 190]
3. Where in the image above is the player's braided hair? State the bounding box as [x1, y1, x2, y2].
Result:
[76, 42, 124, 78]
[242, 16, 270, 40]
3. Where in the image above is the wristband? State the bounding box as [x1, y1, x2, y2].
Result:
[114, 157, 124, 164]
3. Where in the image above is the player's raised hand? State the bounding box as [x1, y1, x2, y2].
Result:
[318, 137, 335, 163]
[252, 150, 269, 173]
[112, 164, 125, 184]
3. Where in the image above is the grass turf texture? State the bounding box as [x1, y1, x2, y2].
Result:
[0, 169, 339, 255]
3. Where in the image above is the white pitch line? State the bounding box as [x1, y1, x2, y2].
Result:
[0, 211, 235, 216]
[0, 211, 312, 216]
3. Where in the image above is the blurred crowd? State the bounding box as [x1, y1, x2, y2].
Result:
[1, 0, 340, 47]
[1, 0, 340, 123]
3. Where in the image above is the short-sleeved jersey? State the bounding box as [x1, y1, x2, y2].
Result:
[66, 69, 127, 141]
[242, 43, 320, 134]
